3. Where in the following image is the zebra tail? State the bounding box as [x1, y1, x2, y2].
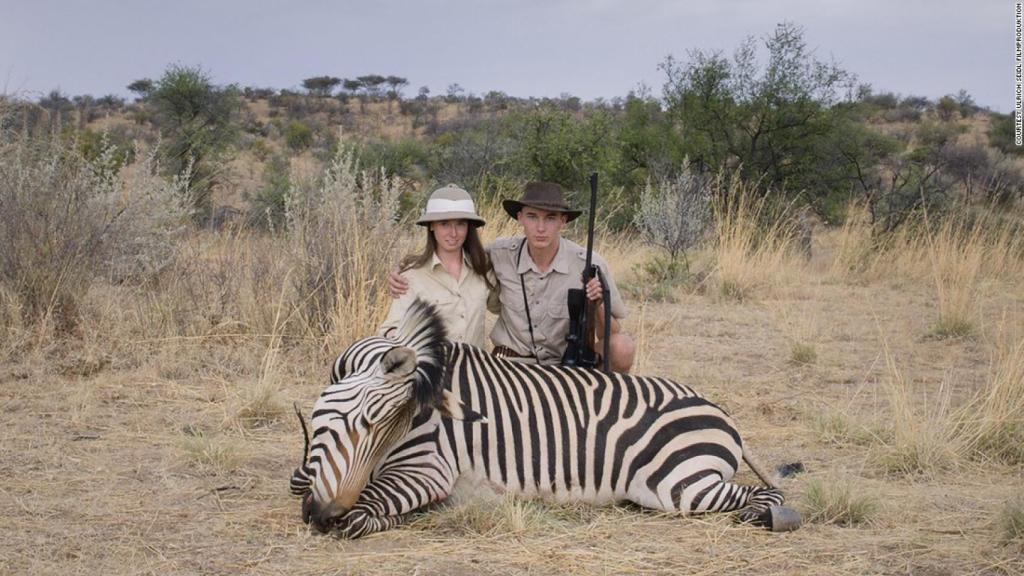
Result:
[742, 447, 780, 490]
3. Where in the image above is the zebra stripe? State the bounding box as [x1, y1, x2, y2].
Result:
[293, 299, 784, 536]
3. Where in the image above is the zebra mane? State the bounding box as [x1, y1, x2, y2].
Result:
[391, 298, 448, 409]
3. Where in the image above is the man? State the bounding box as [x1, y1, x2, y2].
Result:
[391, 181, 635, 373]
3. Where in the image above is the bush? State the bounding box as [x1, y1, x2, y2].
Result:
[148, 64, 241, 221]
[246, 154, 291, 228]
[284, 144, 409, 344]
[285, 120, 314, 151]
[634, 164, 711, 273]
[0, 114, 189, 335]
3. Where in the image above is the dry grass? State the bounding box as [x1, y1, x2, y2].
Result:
[709, 176, 805, 301]
[1001, 497, 1024, 545]
[802, 475, 879, 526]
[870, 346, 965, 477]
[2, 129, 1024, 574]
[923, 216, 987, 339]
[956, 331, 1024, 464]
[180, 429, 246, 473]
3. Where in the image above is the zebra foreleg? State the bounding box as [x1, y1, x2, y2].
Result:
[335, 509, 409, 539]
[333, 467, 455, 539]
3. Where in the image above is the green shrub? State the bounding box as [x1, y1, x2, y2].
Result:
[285, 120, 314, 151]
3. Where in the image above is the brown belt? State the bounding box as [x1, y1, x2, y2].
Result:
[492, 345, 535, 359]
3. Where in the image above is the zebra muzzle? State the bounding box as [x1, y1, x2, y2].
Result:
[308, 499, 350, 534]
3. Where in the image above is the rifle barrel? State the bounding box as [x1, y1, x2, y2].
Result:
[585, 173, 597, 276]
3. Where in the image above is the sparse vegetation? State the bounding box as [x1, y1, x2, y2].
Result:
[790, 342, 818, 365]
[710, 175, 802, 300]
[1, 22, 1023, 576]
[803, 475, 879, 526]
[957, 334, 1024, 465]
[871, 348, 964, 477]
[180, 429, 245, 473]
[1001, 498, 1024, 545]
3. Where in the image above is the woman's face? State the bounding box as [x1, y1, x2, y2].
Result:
[430, 219, 469, 254]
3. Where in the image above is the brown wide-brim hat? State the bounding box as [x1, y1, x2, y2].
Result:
[502, 181, 582, 222]
[416, 184, 486, 227]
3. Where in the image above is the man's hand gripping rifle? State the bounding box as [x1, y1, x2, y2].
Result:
[562, 173, 611, 373]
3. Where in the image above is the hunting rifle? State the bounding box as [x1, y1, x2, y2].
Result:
[562, 173, 611, 373]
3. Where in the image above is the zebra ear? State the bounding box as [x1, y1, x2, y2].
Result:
[381, 346, 418, 378]
[438, 390, 487, 423]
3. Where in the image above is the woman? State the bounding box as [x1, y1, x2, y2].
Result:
[380, 184, 493, 347]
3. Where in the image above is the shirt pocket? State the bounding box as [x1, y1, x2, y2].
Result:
[500, 280, 527, 315]
[428, 290, 459, 312]
[548, 298, 571, 320]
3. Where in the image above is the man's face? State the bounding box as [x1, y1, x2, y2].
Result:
[517, 207, 567, 252]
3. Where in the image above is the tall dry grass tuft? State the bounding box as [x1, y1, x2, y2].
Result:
[924, 216, 987, 339]
[709, 174, 803, 301]
[871, 344, 965, 476]
[981, 216, 1024, 284]
[233, 272, 291, 428]
[956, 333, 1024, 465]
[773, 299, 823, 366]
[285, 145, 409, 350]
[828, 206, 1022, 306]
[803, 475, 879, 526]
[1000, 497, 1024, 545]
[827, 201, 878, 283]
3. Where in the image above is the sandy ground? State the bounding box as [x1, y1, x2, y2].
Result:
[1, 266, 1022, 575]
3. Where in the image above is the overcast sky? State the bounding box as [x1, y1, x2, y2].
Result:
[0, 0, 1010, 111]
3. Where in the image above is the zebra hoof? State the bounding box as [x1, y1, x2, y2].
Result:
[768, 505, 802, 532]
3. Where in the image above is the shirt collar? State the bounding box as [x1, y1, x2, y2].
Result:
[517, 237, 569, 275]
[431, 251, 471, 278]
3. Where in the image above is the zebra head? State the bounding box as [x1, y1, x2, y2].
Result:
[291, 299, 483, 533]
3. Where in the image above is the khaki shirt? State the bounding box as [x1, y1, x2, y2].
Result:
[380, 253, 491, 348]
[487, 236, 627, 365]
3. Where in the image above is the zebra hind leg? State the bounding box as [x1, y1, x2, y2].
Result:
[682, 477, 785, 527]
[735, 487, 785, 527]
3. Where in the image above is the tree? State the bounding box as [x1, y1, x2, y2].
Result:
[506, 105, 617, 195]
[148, 64, 241, 221]
[660, 22, 856, 205]
[302, 75, 341, 97]
[342, 78, 363, 94]
[936, 95, 959, 121]
[384, 75, 408, 100]
[127, 78, 154, 100]
[614, 93, 683, 187]
[356, 75, 387, 98]
[446, 83, 465, 102]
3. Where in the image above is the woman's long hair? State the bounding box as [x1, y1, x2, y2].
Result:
[400, 223, 493, 289]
